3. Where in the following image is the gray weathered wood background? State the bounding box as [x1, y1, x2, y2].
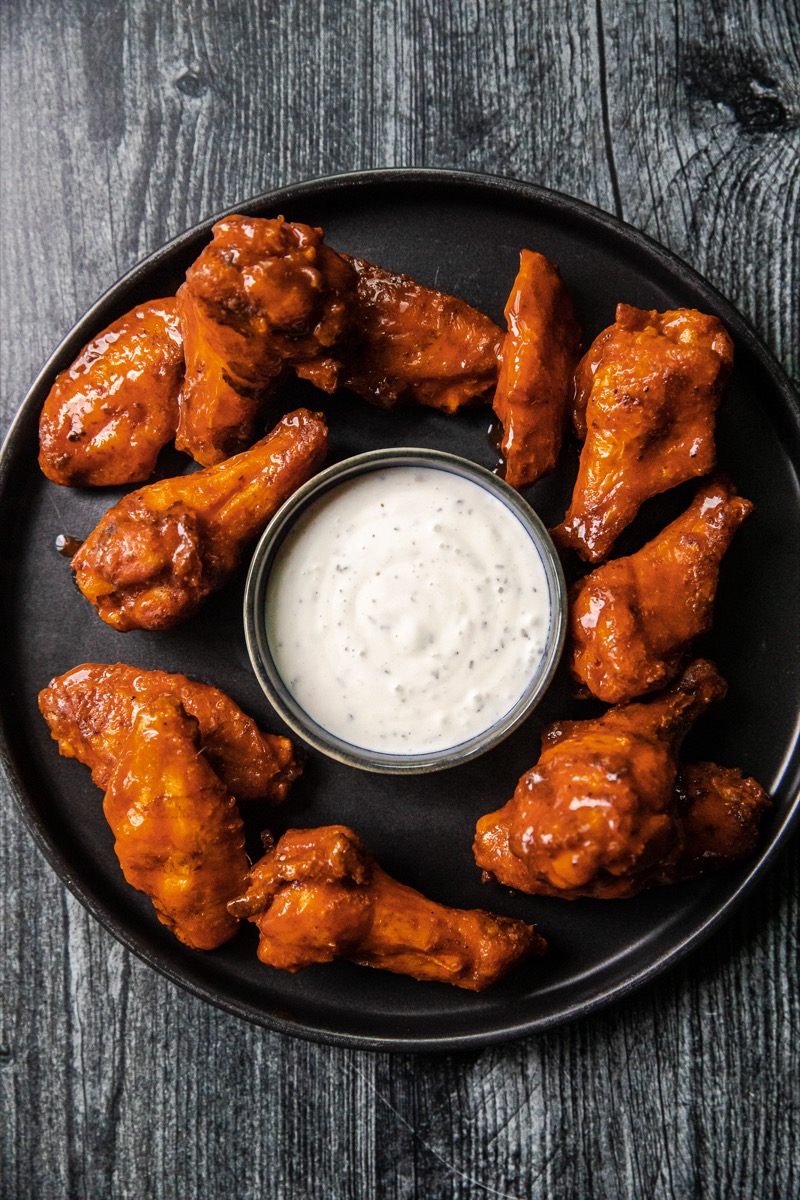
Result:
[1, 2, 798, 1197]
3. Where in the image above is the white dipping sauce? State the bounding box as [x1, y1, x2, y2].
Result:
[266, 467, 551, 754]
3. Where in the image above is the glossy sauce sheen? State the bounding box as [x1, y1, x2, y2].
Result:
[266, 467, 551, 754]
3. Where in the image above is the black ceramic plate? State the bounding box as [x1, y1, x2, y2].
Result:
[2, 169, 799, 1051]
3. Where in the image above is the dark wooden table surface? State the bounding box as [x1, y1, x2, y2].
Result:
[2, 3, 798, 1197]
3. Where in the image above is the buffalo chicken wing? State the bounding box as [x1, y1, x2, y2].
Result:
[553, 305, 734, 562]
[660, 762, 771, 883]
[492, 251, 581, 488]
[341, 257, 503, 413]
[39, 299, 184, 487]
[103, 696, 249, 949]
[176, 216, 357, 464]
[229, 826, 544, 990]
[569, 477, 753, 703]
[474, 660, 729, 899]
[39, 662, 300, 803]
[72, 408, 327, 631]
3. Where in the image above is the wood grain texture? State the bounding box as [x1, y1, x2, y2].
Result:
[1, 1, 798, 1197]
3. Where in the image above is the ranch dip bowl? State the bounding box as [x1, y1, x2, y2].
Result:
[244, 448, 567, 774]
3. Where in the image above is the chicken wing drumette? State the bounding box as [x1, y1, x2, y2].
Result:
[569, 477, 753, 703]
[177, 216, 357, 464]
[474, 659, 730, 899]
[72, 408, 327, 631]
[39, 662, 300, 803]
[228, 825, 544, 990]
[39, 299, 184, 487]
[552, 305, 734, 562]
[492, 250, 581, 488]
[103, 696, 249, 949]
[341, 257, 503, 413]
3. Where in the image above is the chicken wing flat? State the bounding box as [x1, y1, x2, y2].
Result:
[492, 251, 581, 488]
[341, 257, 503, 413]
[552, 304, 734, 562]
[103, 696, 249, 949]
[228, 825, 544, 990]
[39, 299, 184, 487]
[474, 659, 727, 899]
[569, 477, 753, 703]
[72, 408, 327, 631]
[176, 215, 357, 464]
[39, 662, 300, 803]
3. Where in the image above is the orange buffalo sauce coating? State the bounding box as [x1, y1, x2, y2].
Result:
[229, 826, 544, 990]
[569, 477, 753, 703]
[493, 250, 581, 489]
[39, 298, 184, 487]
[665, 763, 771, 881]
[176, 215, 357, 464]
[104, 697, 249, 950]
[341, 257, 503, 413]
[474, 660, 741, 899]
[39, 662, 300, 804]
[553, 304, 734, 562]
[72, 408, 327, 631]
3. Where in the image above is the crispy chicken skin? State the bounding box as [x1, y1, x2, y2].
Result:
[103, 696, 249, 949]
[39, 662, 300, 803]
[493, 251, 581, 488]
[341, 257, 504, 413]
[552, 304, 734, 562]
[176, 215, 357, 464]
[39, 299, 184, 487]
[229, 826, 544, 990]
[569, 477, 753, 703]
[474, 660, 731, 899]
[72, 408, 327, 631]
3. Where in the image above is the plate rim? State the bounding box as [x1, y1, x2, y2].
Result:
[2, 165, 799, 1052]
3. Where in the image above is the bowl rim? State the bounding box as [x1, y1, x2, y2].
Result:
[243, 447, 567, 773]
